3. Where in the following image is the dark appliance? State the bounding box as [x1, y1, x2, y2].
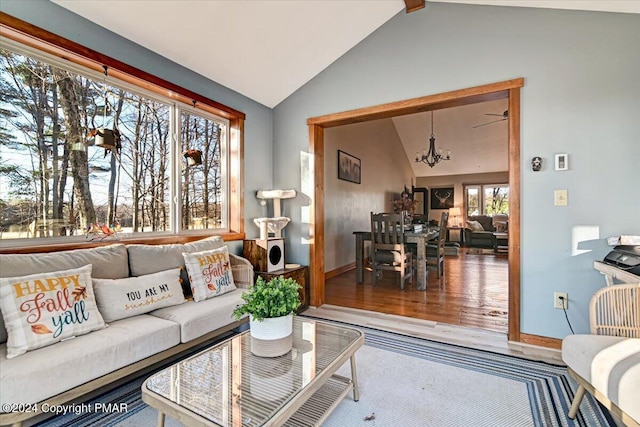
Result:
[602, 245, 640, 276]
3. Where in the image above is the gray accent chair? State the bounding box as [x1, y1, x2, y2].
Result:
[463, 215, 496, 249]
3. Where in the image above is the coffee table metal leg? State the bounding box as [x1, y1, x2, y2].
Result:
[156, 411, 165, 427]
[350, 354, 360, 402]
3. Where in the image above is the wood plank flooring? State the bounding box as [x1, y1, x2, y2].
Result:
[324, 250, 509, 334]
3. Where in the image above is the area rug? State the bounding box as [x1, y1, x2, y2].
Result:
[35, 321, 614, 427]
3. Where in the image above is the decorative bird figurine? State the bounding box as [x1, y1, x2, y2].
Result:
[101, 224, 115, 236]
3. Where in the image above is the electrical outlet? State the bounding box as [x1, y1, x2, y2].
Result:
[554, 292, 568, 309]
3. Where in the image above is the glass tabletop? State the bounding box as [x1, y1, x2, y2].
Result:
[144, 317, 362, 426]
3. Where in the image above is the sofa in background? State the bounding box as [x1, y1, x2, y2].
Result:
[0, 237, 253, 427]
[463, 214, 508, 249]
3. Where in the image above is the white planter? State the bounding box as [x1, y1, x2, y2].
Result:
[250, 314, 293, 357]
[250, 314, 293, 340]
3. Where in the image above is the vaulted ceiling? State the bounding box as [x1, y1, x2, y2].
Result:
[50, 0, 637, 178]
[52, 0, 639, 108]
[394, 98, 509, 177]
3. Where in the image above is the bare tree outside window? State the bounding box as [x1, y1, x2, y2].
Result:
[464, 184, 509, 217]
[0, 48, 226, 241]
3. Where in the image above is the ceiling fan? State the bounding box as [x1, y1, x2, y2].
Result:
[473, 110, 508, 128]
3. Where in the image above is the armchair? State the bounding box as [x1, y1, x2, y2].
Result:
[463, 214, 509, 249]
[463, 215, 495, 249]
[562, 284, 639, 426]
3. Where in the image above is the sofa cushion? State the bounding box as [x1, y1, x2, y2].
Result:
[494, 221, 508, 232]
[0, 245, 126, 345]
[183, 247, 237, 302]
[0, 244, 129, 280]
[0, 265, 106, 359]
[562, 334, 640, 422]
[149, 289, 244, 342]
[93, 268, 186, 322]
[127, 236, 225, 298]
[0, 314, 180, 406]
[466, 220, 484, 232]
[468, 215, 494, 232]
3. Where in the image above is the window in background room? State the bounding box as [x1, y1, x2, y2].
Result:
[0, 42, 230, 244]
[465, 186, 480, 217]
[464, 184, 509, 217]
[483, 185, 509, 215]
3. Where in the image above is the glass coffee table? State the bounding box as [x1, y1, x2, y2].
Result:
[142, 317, 364, 426]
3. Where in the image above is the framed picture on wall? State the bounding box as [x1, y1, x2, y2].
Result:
[430, 187, 454, 209]
[338, 150, 361, 184]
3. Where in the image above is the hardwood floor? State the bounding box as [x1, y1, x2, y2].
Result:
[325, 250, 509, 334]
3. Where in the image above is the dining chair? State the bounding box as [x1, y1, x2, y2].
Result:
[426, 211, 449, 278]
[370, 212, 413, 289]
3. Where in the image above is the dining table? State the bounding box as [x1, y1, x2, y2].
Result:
[353, 227, 439, 291]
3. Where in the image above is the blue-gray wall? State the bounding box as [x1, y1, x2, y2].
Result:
[1, 0, 274, 247]
[273, 3, 640, 339]
[4, 1, 640, 339]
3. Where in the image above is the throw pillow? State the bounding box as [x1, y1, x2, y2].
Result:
[127, 237, 225, 299]
[466, 220, 484, 232]
[0, 264, 106, 359]
[92, 268, 185, 322]
[182, 246, 237, 302]
[494, 221, 508, 233]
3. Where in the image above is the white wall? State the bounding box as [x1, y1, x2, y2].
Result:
[324, 119, 414, 272]
[273, 3, 640, 339]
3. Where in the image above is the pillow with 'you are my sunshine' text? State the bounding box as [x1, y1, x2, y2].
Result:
[92, 268, 185, 322]
[0, 264, 106, 358]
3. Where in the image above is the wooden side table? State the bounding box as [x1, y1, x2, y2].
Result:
[255, 265, 310, 312]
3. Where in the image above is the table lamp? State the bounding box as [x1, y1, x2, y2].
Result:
[448, 207, 462, 227]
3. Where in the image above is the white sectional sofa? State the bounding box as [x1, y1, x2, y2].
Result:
[0, 237, 253, 427]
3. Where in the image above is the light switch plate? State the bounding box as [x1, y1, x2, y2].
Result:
[554, 189, 568, 206]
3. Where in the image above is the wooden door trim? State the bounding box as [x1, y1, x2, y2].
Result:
[307, 78, 524, 342]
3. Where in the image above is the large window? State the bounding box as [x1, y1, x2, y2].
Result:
[464, 184, 509, 217]
[0, 29, 242, 246]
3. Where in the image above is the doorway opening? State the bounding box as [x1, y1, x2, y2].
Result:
[307, 78, 524, 342]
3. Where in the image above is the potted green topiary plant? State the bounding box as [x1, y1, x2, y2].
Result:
[233, 276, 302, 357]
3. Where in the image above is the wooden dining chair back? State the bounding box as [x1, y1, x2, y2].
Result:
[370, 212, 413, 289]
[426, 211, 449, 278]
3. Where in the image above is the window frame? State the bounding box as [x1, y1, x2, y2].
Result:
[0, 13, 245, 252]
[464, 183, 509, 218]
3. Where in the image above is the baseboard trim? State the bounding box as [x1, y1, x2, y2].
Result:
[325, 262, 356, 280]
[519, 333, 562, 350]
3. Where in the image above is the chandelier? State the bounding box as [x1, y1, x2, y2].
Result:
[415, 111, 451, 168]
